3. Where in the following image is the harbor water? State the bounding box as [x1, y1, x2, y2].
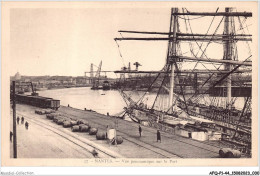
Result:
[38, 87, 245, 116]
[39, 87, 126, 115]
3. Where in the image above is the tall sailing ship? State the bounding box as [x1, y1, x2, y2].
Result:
[114, 8, 252, 155]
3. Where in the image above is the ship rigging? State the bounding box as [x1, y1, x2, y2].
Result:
[114, 8, 252, 155]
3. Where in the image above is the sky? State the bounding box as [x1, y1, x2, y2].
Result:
[10, 7, 252, 77]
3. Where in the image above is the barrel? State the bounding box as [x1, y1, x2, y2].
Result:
[53, 116, 59, 122]
[89, 128, 98, 135]
[83, 121, 89, 126]
[70, 120, 78, 126]
[63, 117, 70, 121]
[219, 148, 231, 158]
[57, 119, 64, 125]
[96, 131, 106, 140]
[78, 124, 85, 130]
[71, 125, 80, 132]
[79, 125, 89, 132]
[35, 109, 41, 114]
[53, 116, 60, 123]
[44, 109, 52, 114]
[49, 109, 56, 113]
[81, 126, 89, 132]
[77, 120, 84, 125]
[35, 109, 43, 115]
[226, 149, 241, 158]
[48, 114, 56, 120]
[46, 114, 52, 119]
[38, 110, 45, 115]
[112, 136, 124, 145]
[63, 121, 72, 128]
[47, 113, 60, 120]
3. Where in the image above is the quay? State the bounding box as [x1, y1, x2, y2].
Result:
[10, 104, 233, 158]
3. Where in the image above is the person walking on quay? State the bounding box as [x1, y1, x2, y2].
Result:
[139, 125, 142, 137]
[16, 116, 20, 125]
[92, 148, 99, 158]
[106, 125, 109, 139]
[10, 131, 13, 142]
[21, 116, 24, 124]
[25, 121, 29, 130]
[157, 130, 161, 143]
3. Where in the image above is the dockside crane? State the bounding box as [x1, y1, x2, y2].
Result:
[19, 81, 39, 96]
[84, 61, 116, 89]
[133, 62, 142, 71]
[91, 61, 102, 89]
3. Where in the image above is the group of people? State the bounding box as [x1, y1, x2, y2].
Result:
[138, 125, 161, 143]
[16, 116, 29, 129]
[10, 116, 29, 142]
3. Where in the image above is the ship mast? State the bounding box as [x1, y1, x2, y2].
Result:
[114, 7, 252, 112]
[224, 7, 234, 109]
[168, 8, 178, 113]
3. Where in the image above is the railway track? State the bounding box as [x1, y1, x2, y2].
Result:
[14, 111, 123, 159]
[13, 104, 223, 158]
[59, 107, 221, 158]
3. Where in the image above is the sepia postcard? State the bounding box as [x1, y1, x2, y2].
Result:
[1, 1, 259, 167]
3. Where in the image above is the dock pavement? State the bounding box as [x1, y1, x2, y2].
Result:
[10, 104, 226, 158]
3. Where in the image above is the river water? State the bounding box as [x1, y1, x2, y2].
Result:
[39, 87, 127, 115]
[38, 87, 246, 116]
